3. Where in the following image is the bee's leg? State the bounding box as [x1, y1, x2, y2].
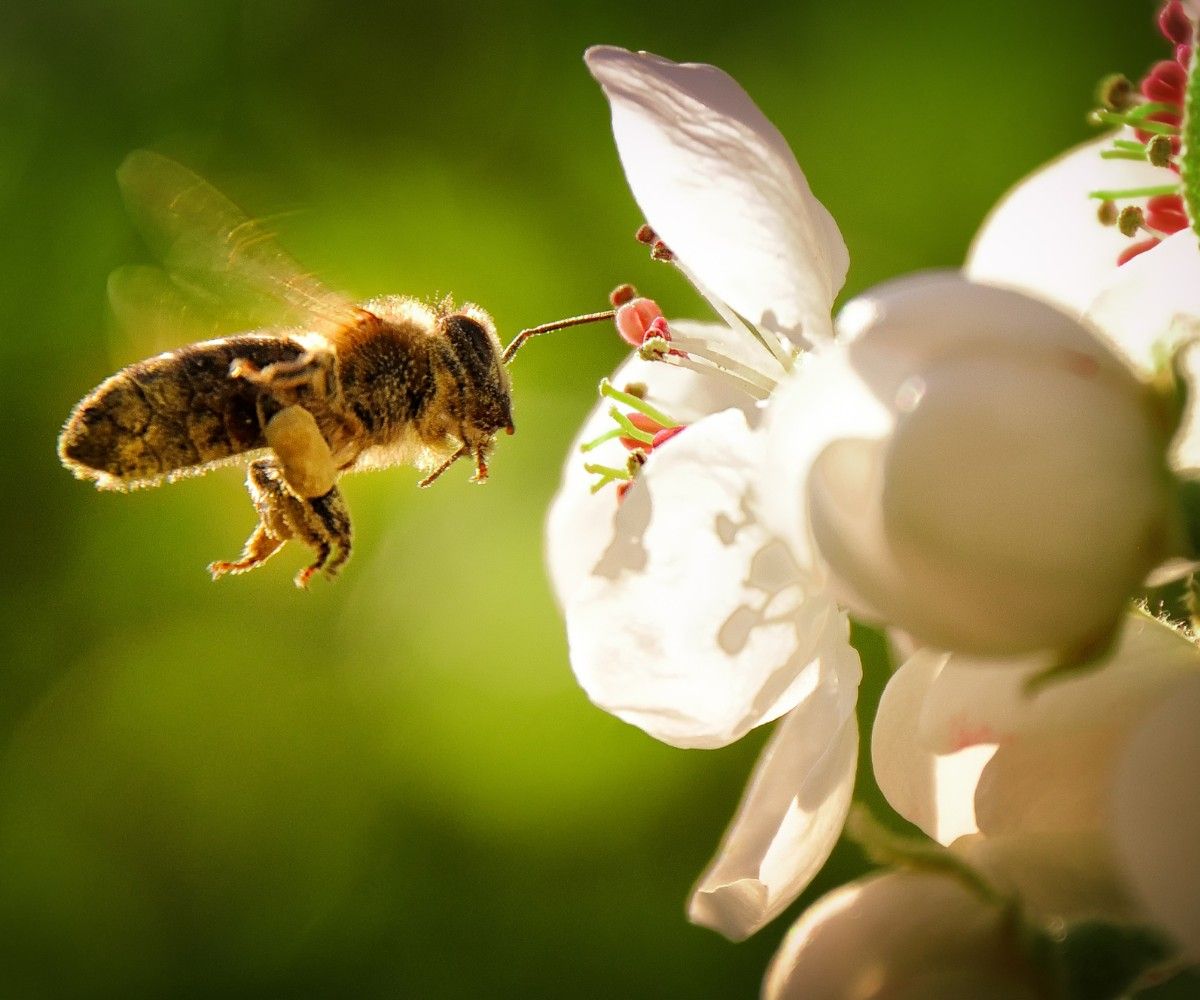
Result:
[470, 444, 490, 484]
[209, 458, 352, 587]
[229, 350, 326, 394]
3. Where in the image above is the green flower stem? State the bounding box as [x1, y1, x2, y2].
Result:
[1184, 39, 1200, 240]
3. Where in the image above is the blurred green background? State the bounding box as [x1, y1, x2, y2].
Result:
[0, 1, 1176, 996]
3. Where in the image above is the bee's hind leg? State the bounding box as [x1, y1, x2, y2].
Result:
[208, 458, 352, 588]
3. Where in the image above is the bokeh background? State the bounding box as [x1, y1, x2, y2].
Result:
[0, 1, 1190, 996]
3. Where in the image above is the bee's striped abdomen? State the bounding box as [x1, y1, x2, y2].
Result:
[59, 334, 305, 489]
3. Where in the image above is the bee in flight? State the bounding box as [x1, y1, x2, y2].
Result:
[59, 151, 612, 587]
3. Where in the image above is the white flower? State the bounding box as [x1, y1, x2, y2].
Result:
[763, 871, 1046, 1000]
[871, 611, 1200, 958]
[967, 134, 1200, 468]
[763, 270, 1181, 658]
[546, 46, 860, 940]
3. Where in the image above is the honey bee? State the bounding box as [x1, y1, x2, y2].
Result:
[59, 151, 612, 587]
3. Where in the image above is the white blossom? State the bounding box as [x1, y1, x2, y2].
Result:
[546, 46, 860, 940]
[871, 612, 1200, 955]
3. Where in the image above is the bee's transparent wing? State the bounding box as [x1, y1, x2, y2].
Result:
[115, 149, 371, 339]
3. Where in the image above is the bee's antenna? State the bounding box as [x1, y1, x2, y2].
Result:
[502, 309, 616, 365]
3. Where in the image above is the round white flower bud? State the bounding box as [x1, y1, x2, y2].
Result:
[778, 272, 1180, 657]
[763, 871, 1045, 1000]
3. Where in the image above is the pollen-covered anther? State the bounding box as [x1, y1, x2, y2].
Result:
[609, 283, 639, 307]
[1118, 205, 1147, 238]
[634, 223, 658, 245]
[1147, 134, 1176, 167]
[638, 335, 672, 361]
[1097, 200, 1119, 226]
[649, 240, 675, 262]
[622, 381, 648, 399]
[1098, 73, 1138, 111]
[615, 297, 666, 346]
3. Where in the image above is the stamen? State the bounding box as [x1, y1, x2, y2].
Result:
[1098, 73, 1138, 111]
[634, 224, 657, 245]
[657, 351, 772, 401]
[1089, 109, 1181, 134]
[580, 427, 625, 453]
[1089, 182, 1182, 200]
[668, 333, 779, 393]
[607, 406, 656, 444]
[599, 378, 680, 428]
[1118, 205, 1147, 237]
[1147, 134, 1177, 166]
[669, 256, 796, 373]
[1097, 200, 1120, 225]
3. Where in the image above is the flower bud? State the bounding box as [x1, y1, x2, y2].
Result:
[763, 871, 1045, 1000]
[780, 273, 1180, 657]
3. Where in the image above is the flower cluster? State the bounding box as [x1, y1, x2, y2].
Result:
[548, 6, 1200, 995]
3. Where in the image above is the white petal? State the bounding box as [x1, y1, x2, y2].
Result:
[585, 46, 848, 346]
[1113, 673, 1200, 961]
[565, 409, 854, 748]
[688, 674, 859, 941]
[967, 135, 1175, 316]
[1084, 229, 1200, 375]
[764, 872, 1044, 1000]
[758, 340, 891, 581]
[871, 649, 993, 845]
[545, 321, 754, 609]
[918, 614, 1200, 753]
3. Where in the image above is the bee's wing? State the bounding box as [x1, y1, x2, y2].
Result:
[115, 149, 374, 342]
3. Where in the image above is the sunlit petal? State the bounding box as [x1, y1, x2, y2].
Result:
[967, 135, 1174, 315]
[564, 409, 848, 748]
[688, 674, 859, 940]
[586, 46, 848, 346]
[545, 321, 753, 609]
[1113, 674, 1200, 961]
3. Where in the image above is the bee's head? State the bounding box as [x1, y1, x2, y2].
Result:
[440, 305, 515, 437]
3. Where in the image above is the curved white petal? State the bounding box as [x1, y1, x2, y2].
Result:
[967, 135, 1175, 316]
[1113, 673, 1200, 961]
[564, 409, 849, 748]
[545, 321, 755, 609]
[688, 667, 859, 941]
[585, 46, 848, 346]
[1084, 229, 1200, 375]
[759, 341, 890, 582]
[764, 872, 1044, 1000]
[871, 649, 993, 845]
[917, 615, 1200, 754]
